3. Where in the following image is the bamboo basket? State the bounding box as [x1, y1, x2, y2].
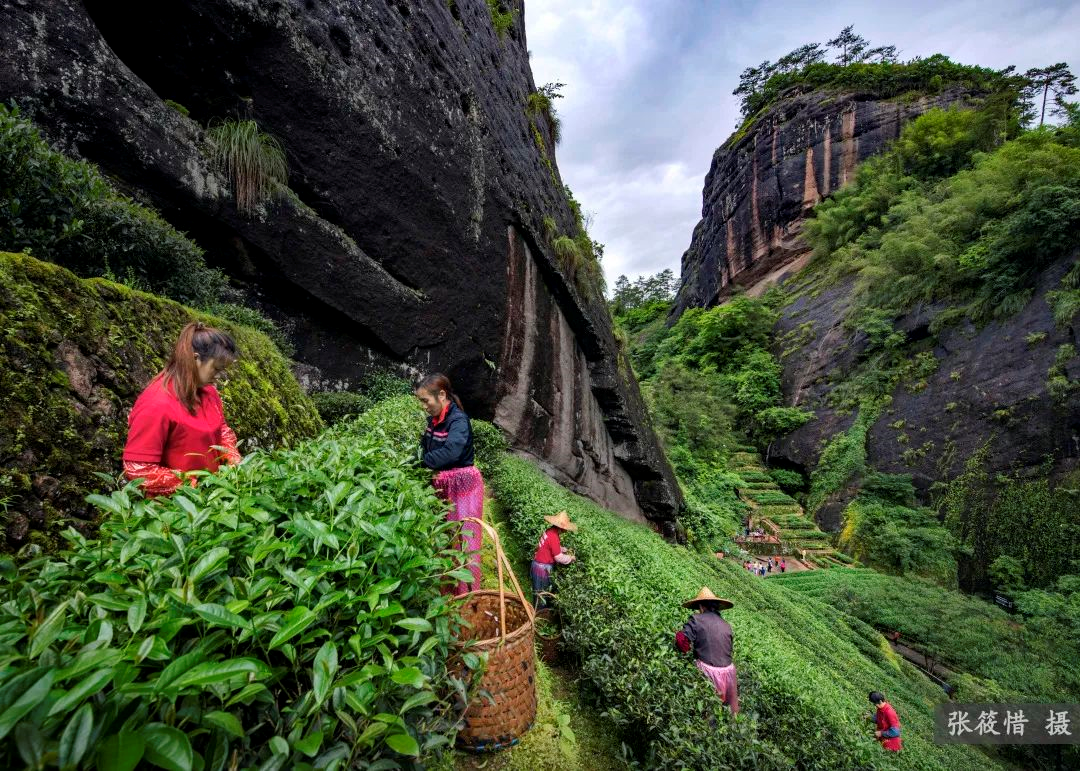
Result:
[533, 592, 562, 664]
[454, 517, 537, 752]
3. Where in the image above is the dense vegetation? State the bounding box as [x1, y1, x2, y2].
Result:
[0, 397, 467, 770]
[775, 567, 1080, 768]
[806, 110, 1080, 325]
[787, 102, 1080, 587]
[0, 105, 224, 308]
[610, 273, 810, 551]
[487, 454, 996, 770]
[733, 26, 1033, 123]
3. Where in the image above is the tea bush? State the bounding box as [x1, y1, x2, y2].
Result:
[776, 567, 1080, 769]
[311, 391, 375, 426]
[488, 453, 998, 770]
[0, 398, 469, 771]
[0, 104, 225, 307]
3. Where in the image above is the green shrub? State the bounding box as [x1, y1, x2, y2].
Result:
[552, 235, 582, 275]
[741, 54, 1019, 119]
[311, 391, 373, 426]
[837, 498, 961, 583]
[471, 419, 508, 475]
[807, 123, 1080, 325]
[485, 0, 515, 39]
[768, 468, 805, 492]
[358, 371, 413, 402]
[0, 405, 467, 770]
[776, 567, 1080, 771]
[942, 443, 1080, 589]
[206, 119, 288, 215]
[207, 302, 294, 358]
[0, 104, 225, 307]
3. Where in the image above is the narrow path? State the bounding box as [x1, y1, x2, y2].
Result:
[451, 498, 627, 771]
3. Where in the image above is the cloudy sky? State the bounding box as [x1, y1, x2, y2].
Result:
[523, 0, 1080, 288]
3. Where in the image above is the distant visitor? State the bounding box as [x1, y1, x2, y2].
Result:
[415, 373, 483, 595]
[675, 587, 739, 713]
[530, 510, 578, 609]
[123, 322, 241, 496]
[867, 691, 902, 752]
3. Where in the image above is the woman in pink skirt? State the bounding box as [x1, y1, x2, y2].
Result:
[674, 587, 739, 713]
[416, 373, 483, 595]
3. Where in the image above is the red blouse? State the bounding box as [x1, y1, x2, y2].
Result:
[533, 527, 562, 564]
[122, 379, 240, 495]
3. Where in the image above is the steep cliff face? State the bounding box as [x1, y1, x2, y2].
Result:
[673, 89, 978, 315]
[773, 254, 1080, 530]
[0, 0, 681, 523]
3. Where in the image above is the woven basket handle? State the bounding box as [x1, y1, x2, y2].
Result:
[462, 517, 534, 639]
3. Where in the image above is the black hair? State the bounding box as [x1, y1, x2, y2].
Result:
[869, 691, 885, 705]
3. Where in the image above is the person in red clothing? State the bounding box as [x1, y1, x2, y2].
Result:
[123, 322, 241, 496]
[868, 691, 902, 751]
[530, 511, 577, 609]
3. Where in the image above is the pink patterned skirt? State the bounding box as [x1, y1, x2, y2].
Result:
[695, 660, 740, 714]
[432, 465, 484, 595]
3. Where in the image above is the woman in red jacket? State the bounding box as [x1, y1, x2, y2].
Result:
[868, 691, 902, 751]
[123, 322, 241, 496]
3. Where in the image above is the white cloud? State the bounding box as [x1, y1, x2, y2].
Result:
[525, 0, 1080, 288]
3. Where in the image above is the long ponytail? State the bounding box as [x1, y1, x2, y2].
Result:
[157, 321, 238, 413]
[414, 372, 463, 411]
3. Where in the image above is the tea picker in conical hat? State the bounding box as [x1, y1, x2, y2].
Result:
[530, 510, 577, 610]
[674, 587, 739, 713]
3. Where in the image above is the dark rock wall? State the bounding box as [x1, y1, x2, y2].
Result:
[774, 254, 1080, 529]
[673, 89, 978, 315]
[0, 0, 682, 523]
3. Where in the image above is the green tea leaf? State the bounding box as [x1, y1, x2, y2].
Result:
[0, 669, 54, 739]
[390, 667, 425, 689]
[127, 593, 147, 635]
[174, 658, 269, 688]
[194, 603, 248, 629]
[58, 701, 94, 770]
[269, 606, 316, 649]
[399, 690, 437, 713]
[312, 641, 338, 705]
[86, 493, 125, 517]
[188, 546, 230, 583]
[294, 729, 323, 757]
[385, 732, 419, 756]
[270, 736, 289, 756]
[142, 723, 193, 771]
[97, 730, 144, 771]
[14, 722, 44, 769]
[29, 603, 66, 659]
[394, 618, 431, 633]
[48, 667, 113, 716]
[203, 710, 244, 738]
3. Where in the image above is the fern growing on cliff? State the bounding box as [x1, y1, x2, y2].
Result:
[486, 0, 515, 40]
[206, 119, 288, 214]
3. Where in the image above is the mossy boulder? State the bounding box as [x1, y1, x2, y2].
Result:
[0, 251, 322, 550]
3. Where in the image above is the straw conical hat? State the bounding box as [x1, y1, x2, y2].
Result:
[543, 510, 578, 532]
[683, 586, 734, 610]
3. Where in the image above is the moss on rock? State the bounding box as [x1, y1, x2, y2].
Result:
[0, 252, 322, 549]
